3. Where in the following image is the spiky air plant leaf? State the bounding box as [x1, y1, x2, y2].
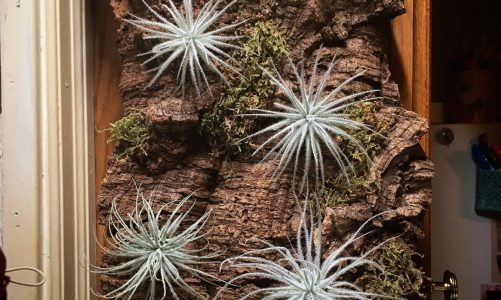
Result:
[92, 188, 218, 300]
[125, 0, 242, 95]
[218, 198, 402, 300]
[242, 49, 383, 190]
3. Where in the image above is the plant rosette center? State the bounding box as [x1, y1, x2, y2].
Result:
[147, 249, 166, 275]
[299, 268, 324, 297]
[305, 114, 318, 123]
[184, 32, 196, 44]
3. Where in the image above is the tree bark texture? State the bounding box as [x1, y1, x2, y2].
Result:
[98, 0, 432, 298]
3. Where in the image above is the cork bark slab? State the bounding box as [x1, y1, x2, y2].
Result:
[97, 0, 432, 298]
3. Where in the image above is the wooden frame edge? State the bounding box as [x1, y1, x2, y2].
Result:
[389, 0, 432, 278]
[413, 0, 432, 277]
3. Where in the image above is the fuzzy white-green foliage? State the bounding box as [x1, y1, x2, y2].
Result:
[243, 50, 382, 190]
[92, 188, 216, 300]
[219, 200, 401, 300]
[126, 0, 242, 94]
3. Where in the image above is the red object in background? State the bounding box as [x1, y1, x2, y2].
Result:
[0, 249, 9, 300]
[492, 144, 501, 163]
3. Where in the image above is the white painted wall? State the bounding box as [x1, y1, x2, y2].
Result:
[431, 124, 501, 300]
[0, 0, 42, 298]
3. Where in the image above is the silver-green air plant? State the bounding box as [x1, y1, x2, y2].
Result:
[218, 199, 401, 300]
[242, 50, 382, 190]
[92, 188, 217, 300]
[125, 0, 242, 95]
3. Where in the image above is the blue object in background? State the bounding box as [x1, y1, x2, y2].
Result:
[472, 144, 494, 170]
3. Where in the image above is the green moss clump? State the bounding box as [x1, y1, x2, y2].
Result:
[319, 101, 387, 208]
[359, 239, 425, 299]
[201, 21, 289, 158]
[107, 112, 149, 158]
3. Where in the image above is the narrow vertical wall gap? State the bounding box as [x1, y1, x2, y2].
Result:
[91, 0, 123, 295]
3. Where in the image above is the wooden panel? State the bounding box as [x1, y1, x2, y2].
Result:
[390, 0, 414, 110]
[413, 0, 431, 153]
[390, 0, 431, 149]
[92, 0, 123, 294]
[389, 0, 432, 277]
[413, 0, 432, 279]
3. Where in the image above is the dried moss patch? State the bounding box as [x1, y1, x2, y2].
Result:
[357, 239, 426, 299]
[107, 112, 149, 158]
[319, 101, 387, 208]
[200, 21, 289, 158]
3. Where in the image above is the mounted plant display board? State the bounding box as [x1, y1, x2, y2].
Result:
[94, 0, 433, 299]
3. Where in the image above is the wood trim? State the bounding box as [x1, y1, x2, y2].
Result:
[390, 0, 431, 131]
[390, 0, 415, 110]
[389, 0, 432, 276]
[2, 0, 93, 298]
[413, 0, 432, 278]
[413, 0, 431, 153]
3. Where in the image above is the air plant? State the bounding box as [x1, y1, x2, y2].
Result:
[242, 50, 383, 190]
[125, 0, 243, 95]
[92, 187, 218, 300]
[218, 198, 401, 300]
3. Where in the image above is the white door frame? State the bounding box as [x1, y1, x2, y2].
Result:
[1, 0, 93, 299]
